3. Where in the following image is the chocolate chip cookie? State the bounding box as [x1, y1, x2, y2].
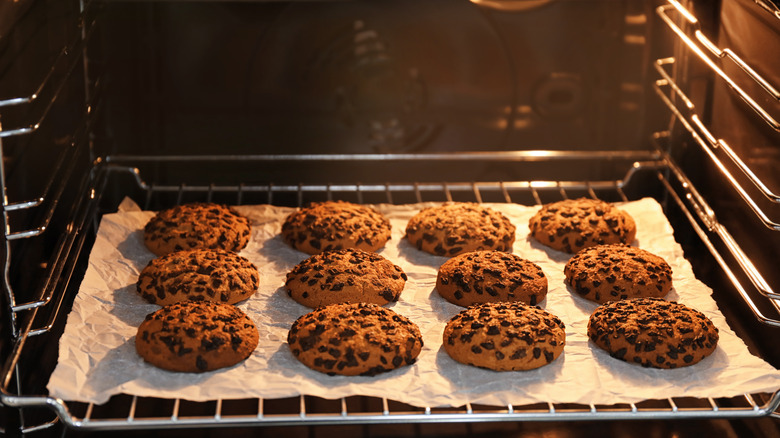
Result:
[137, 249, 259, 306]
[405, 203, 516, 257]
[135, 300, 259, 373]
[587, 298, 719, 369]
[144, 203, 251, 256]
[287, 302, 423, 376]
[281, 201, 392, 255]
[442, 302, 566, 371]
[285, 248, 407, 308]
[528, 198, 636, 254]
[436, 251, 547, 306]
[564, 244, 672, 304]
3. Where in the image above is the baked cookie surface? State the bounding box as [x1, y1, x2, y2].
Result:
[285, 248, 407, 308]
[135, 300, 259, 373]
[564, 244, 672, 304]
[437, 251, 547, 306]
[287, 302, 423, 376]
[528, 198, 636, 254]
[137, 249, 259, 306]
[405, 203, 516, 257]
[587, 298, 719, 369]
[143, 203, 251, 256]
[281, 201, 392, 255]
[442, 302, 565, 371]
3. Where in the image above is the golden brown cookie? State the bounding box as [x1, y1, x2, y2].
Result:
[405, 203, 515, 257]
[587, 298, 719, 369]
[281, 201, 392, 255]
[442, 302, 566, 371]
[137, 249, 259, 306]
[143, 203, 251, 256]
[287, 302, 423, 376]
[284, 248, 407, 308]
[564, 244, 672, 304]
[528, 198, 636, 254]
[135, 300, 259, 373]
[436, 251, 547, 306]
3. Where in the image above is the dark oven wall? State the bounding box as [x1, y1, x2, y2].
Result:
[98, 0, 656, 182]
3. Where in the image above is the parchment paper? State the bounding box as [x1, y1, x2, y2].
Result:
[47, 198, 780, 407]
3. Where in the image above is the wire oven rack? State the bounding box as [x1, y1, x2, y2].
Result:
[1, 151, 779, 434]
[1, 0, 780, 434]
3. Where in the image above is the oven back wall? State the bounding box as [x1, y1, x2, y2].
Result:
[99, 0, 655, 172]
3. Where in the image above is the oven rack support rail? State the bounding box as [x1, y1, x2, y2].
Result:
[659, 0, 780, 132]
[0, 0, 105, 350]
[656, 0, 780, 230]
[0, 2, 101, 139]
[653, 70, 780, 322]
[1, 154, 779, 434]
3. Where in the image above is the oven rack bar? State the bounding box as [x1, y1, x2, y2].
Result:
[35, 391, 780, 431]
[648, 100, 780, 318]
[103, 149, 659, 207]
[653, 67, 780, 322]
[0, 1, 101, 139]
[658, 1, 780, 132]
[4, 76, 104, 243]
[653, 57, 780, 204]
[653, 59, 780, 231]
[666, 0, 780, 103]
[752, 0, 780, 20]
[0, 161, 104, 373]
[114, 169, 641, 207]
[654, 139, 780, 324]
[1, 157, 779, 432]
[104, 150, 659, 163]
[0, 80, 105, 346]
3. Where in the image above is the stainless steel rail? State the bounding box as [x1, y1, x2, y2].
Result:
[0, 3, 100, 139]
[652, 61, 780, 321]
[653, 133, 780, 325]
[0, 0, 103, 344]
[653, 59, 780, 230]
[658, 1, 780, 131]
[752, 0, 780, 20]
[653, 56, 780, 206]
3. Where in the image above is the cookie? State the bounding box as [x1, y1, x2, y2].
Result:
[281, 201, 392, 255]
[528, 198, 636, 253]
[405, 203, 516, 257]
[436, 251, 547, 306]
[284, 248, 406, 308]
[564, 244, 672, 304]
[587, 298, 719, 369]
[135, 300, 259, 373]
[143, 203, 251, 256]
[137, 249, 259, 306]
[287, 302, 423, 376]
[442, 302, 565, 371]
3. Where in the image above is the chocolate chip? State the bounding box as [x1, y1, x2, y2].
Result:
[510, 349, 526, 360]
[480, 342, 495, 350]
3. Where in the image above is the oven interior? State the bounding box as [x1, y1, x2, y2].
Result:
[0, 0, 779, 436]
